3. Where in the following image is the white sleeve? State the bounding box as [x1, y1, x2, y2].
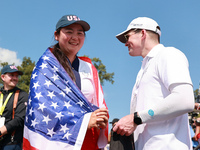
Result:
[139, 83, 194, 123]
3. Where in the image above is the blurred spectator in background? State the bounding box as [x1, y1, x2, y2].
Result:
[108, 118, 134, 150]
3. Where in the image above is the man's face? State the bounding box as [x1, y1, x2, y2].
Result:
[124, 30, 143, 57]
[1, 72, 19, 89]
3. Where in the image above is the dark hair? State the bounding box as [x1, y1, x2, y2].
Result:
[52, 28, 76, 81]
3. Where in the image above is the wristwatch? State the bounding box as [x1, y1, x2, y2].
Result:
[134, 112, 142, 125]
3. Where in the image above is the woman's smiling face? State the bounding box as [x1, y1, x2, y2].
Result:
[54, 23, 85, 59]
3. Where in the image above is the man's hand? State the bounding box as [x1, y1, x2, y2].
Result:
[113, 114, 136, 136]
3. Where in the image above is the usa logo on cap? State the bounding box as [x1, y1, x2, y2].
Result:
[67, 15, 80, 21]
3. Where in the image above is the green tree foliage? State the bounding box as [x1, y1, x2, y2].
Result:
[0, 62, 9, 67]
[194, 89, 199, 101]
[17, 57, 35, 93]
[0, 62, 9, 86]
[0, 56, 114, 92]
[194, 88, 200, 103]
[91, 57, 114, 85]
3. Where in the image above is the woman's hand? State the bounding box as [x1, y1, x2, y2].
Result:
[88, 108, 108, 130]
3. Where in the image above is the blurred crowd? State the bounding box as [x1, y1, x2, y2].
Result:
[189, 103, 200, 150]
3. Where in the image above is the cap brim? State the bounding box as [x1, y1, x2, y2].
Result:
[75, 20, 90, 31]
[17, 71, 23, 75]
[11, 71, 23, 75]
[56, 20, 90, 32]
[116, 29, 131, 43]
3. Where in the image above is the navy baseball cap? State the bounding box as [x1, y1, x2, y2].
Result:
[56, 14, 90, 31]
[1, 65, 23, 75]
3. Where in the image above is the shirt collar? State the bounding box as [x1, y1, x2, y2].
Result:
[0, 86, 16, 94]
[146, 44, 164, 58]
[66, 56, 79, 71]
[71, 56, 79, 71]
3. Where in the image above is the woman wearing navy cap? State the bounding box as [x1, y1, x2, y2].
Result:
[23, 15, 109, 150]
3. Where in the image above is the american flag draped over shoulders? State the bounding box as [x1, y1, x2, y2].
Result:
[23, 48, 100, 150]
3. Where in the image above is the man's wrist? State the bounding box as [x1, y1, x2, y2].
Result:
[134, 112, 142, 125]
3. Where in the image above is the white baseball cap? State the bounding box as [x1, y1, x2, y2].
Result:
[116, 17, 161, 43]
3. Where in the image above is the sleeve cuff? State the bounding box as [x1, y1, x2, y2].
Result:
[139, 109, 155, 123]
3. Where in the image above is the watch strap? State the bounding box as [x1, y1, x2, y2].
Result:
[134, 112, 142, 125]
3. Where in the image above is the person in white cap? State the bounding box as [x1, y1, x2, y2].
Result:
[113, 17, 194, 150]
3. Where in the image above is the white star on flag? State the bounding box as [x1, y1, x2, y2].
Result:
[43, 115, 52, 124]
[55, 112, 64, 120]
[34, 92, 43, 100]
[60, 124, 69, 133]
[25, 116, 28, 123]
[64, 86, 71, 94]
[42, 56, 49, 60]
[31, 72, 37, 79]
[47, 128, 56, 137]
[52, 66, 58, 72]
[40, 63, 48, 69]
[63, 131, 72, 140]
[51, 74, 59, 81]
[65, 80, 69, 84]
[38, 103, 46, 112]
[44, 80, 53, 87]
[47, 91, 55, 99]
[64, 101, 72, 109]
[31, 118, 39, 128]
[51, 102, 58, 109]
[59, 91, 65, 97]
[33, 81, 40, 90]
[28, 98, 32, 105]
[77, 101, 84, 107]
[29, 107, 34, 116]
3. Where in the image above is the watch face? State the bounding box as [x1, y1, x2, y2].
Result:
[135, 118, 142, 125]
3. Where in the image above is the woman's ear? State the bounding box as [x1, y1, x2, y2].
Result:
[54, 31, 59, 41]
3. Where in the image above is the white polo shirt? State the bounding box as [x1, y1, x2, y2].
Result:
[130, 44, 193, 150]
